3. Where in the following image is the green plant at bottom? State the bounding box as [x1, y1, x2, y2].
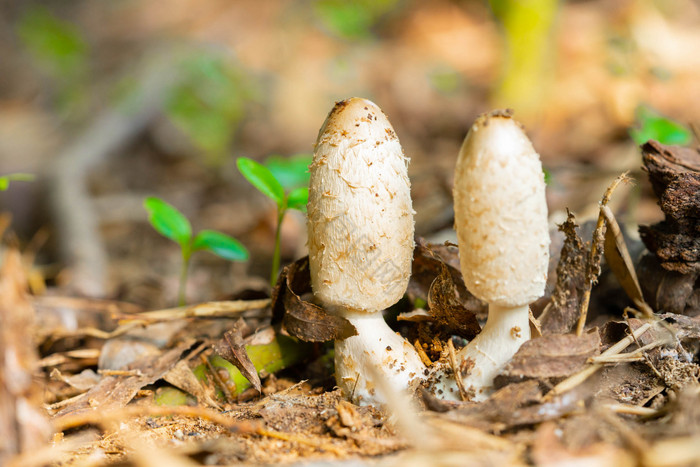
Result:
[144, 196, 249, 306]
[193, 334, 310, 398]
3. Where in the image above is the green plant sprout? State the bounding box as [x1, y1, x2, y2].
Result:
[630, 105, 692, 146]
[144, 196, 249, 306]
[237, 157, 309, 287]
[0, 173, 35, 191]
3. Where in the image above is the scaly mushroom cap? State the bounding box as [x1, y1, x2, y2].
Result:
[454, 110, 549, 308]
[308, 98, 414, 312]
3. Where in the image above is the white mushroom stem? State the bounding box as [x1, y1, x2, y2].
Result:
[455, 304, 530, 399]
[333, 309, 426, 406]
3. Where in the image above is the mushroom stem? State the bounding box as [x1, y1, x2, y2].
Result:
[454, 304, 530, 400]
[332, 309, 425, 406]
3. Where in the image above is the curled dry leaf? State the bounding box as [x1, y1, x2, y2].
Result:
[409, 240, 487, 321]
[213, 319, 261, 392]
[427, 262, 481, 340]
[601, 206, 654, 317]
[271, 257, 357, 342]
[539, 210, 587, 334]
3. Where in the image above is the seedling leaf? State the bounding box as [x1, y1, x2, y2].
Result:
[193, 230, 249, 261]
[237, 157, 285, 207]
[630, 105, 692, 146]
[144, 197, 192, 247]
[264, 154, 312, 190]
[287, 187, 309, 212]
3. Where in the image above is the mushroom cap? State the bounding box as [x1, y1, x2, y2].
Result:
[308, 98, 415, 313]
[454, 110, 549, 307]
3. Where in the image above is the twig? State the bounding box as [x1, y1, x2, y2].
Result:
[544, 322, 652, 400]
[603, 403, 659, 417]
[447, 339, 468, 401]
[201, 354, 234, 402]
[256, 428, 345, 456]
[576, 172, 630, 336]
[116, 299, 271, 323]
[414, 339, 433, 367]
[53, 404, 257, 433]
[588, 340, 664, 364]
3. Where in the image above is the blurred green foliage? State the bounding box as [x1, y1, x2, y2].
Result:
[428, 66, 462, 95]
[630, 105, 692, 146]
[166, 54, 253, 165]
[313, 0, 400, 40]
[17, 6, 89, 113]
[0, 173, 35, 192]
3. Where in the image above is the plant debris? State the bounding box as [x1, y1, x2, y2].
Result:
[639, 141, 700, 274]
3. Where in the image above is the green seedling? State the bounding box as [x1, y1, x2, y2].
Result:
[0, 173, 35, 191]
[144, 196, 249, 306]
[237, 157, 309, 286]
[630, 105, 692, 146]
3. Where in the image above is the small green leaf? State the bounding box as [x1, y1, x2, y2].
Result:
[0, 178, 7, 191]
[264, 154, 312, 190]
[630, 105, 692, 146]
[237, 157, 285, 207]
[193, 230, 249, 261]
[287, 187, 309, 212]
[143, 197, 192, 247]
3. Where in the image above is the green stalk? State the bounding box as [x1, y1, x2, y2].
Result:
[178, 249, 191, 307]
[270, 207, 286, 287]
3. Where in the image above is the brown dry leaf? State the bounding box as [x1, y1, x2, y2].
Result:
[601, 205, 654, 316]
[494, 332, 601, 387]
[0, 248, 51, 464]
[213, 319, 261, 392]
[53, 338, 196, 421]
[409, 240, 487, 319]
[427, 262, 480, 340]
[539, 210, 588, 334]
[271, 257, 356, 342]
[163, 360, 220, 409]
[440, 380, 581, 431]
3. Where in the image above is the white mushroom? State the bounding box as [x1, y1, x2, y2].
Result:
[307, 97, 425, 406]
[431, 110, 549, 401]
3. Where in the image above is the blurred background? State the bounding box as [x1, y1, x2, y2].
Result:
[1, 0, 698, 306]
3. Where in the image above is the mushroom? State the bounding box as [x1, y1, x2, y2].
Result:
[431, 110, 549, 401]
[307, 97, 425, 405]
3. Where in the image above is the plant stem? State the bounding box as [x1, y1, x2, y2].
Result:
[178, 252, 191, 307]
[270, 208, 285, 287]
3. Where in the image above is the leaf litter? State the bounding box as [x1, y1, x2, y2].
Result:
[3, 148, 700, 465]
